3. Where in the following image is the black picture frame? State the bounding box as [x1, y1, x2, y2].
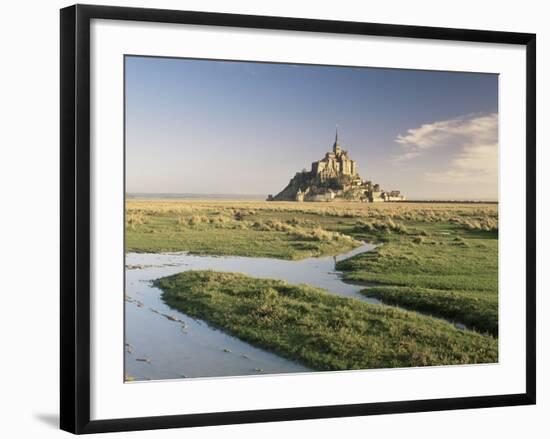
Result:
[60, 4, 536, 434]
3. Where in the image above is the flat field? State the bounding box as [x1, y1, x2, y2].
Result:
[127, 199, 498, 369]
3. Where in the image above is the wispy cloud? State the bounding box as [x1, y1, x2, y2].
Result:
[394, 113, 498, 185]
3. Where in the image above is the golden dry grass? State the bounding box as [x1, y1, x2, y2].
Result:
[127, 199, 498, 227]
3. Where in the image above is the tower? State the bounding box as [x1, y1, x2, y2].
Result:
[333, 128, 342, 155]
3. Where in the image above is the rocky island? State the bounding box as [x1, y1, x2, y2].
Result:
[268, 130, 405, 202]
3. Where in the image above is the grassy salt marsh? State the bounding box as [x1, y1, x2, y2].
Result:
[128, 199, 499, 369]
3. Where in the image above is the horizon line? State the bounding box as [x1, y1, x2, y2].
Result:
[126, 192, 498, 203]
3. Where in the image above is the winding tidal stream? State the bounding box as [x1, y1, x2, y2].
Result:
[125, 243, 378, 381]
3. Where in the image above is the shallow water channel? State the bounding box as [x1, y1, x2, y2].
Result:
[125, 243, 379, 381]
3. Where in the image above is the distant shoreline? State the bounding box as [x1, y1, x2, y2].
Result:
[396, 200, 498, 204]
[126, 193, 266, 200]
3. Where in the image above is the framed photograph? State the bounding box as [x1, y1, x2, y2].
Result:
[60, 4, 536, 434]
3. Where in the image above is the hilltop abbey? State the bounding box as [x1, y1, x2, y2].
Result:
[268, 130, 405, 203]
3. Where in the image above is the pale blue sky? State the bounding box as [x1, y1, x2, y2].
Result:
[125, 56, 498, 200]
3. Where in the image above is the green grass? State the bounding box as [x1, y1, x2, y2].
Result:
[155, 270, 497, 371]
[337, 222, 498, 335]
[126, 205, 361, 259]
[364, 286, 497, 335]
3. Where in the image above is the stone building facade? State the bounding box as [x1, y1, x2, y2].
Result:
[267, 130, 405, 203]
[311, 132, 357, 179]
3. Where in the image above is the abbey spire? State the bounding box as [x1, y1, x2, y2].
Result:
[333, 127, 341, 154]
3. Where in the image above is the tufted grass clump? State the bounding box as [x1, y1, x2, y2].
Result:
[187, 214, 209, 226]
[126, 211, 148, 228]
[451, 216, 498, 233]
[354, 219, 408, 235]
[251, 219, 296, 233]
